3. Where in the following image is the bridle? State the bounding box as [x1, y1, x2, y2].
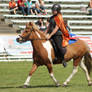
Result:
[19, 27, 47, 41]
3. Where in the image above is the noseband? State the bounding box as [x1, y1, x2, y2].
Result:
[19, 27, 47, 41]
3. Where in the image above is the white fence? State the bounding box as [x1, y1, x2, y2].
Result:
[0, 34, 92, 62]
[0, 35, 33, 62]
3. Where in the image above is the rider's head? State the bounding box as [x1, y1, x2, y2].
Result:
[51, 4, 61, 15]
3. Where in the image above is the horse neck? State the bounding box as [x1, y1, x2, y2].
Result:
[30, 30, 46, 51]
[36, 30, 46, 39]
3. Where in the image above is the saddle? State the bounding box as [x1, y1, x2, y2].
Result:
[50, 37, 77, 59]
[50, 39, 65, 59]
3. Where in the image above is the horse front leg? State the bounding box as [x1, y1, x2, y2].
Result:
[24, 63, 38, 88]
[47, 64, 61, 87]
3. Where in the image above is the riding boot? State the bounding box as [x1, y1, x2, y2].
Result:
[60, 47, 67, 67]
[62, 60, 67, 67]
[53, 57, 58, 62]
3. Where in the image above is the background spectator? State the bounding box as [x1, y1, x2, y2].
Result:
[45, 18, 50, 29]
[90, 0, 92, 8]
[25, 0, 34, 15]
[9, 0, 18, 14]
[64, 19, 76, 37]
[80, 4, 87, 13]
[33, 0, 47, 15]
[38, 0, 47, 15]
[33, 1, 41, 15]
[35, 18, 47, 31]
[35, 18, 44, 29]
[87, 0, 92, 15]
[64, 19, 71, 33]
[17, 0, 27, 16]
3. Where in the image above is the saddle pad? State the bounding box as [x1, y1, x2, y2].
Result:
[69, 39, 77, 44]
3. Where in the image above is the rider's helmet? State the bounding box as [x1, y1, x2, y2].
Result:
[51, 4, 61, 13]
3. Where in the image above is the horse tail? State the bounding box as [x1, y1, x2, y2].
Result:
[84, 51, 92, 75]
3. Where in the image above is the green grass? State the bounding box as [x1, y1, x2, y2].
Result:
[0, 61, 92, 92]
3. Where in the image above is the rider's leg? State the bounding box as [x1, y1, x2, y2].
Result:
[50, 39, 58, 58]
[53, 35, 67, 67]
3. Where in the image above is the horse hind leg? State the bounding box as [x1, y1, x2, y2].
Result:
[63, 66, 78, 87]
[79, 57, 92, 86]
[47, 64, 61, 87]
[63, 57, 83, 87]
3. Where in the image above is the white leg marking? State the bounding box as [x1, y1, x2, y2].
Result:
[63, 66, 78, 85]
[80, 58, 91, 83]
[50, 73, 60, 86]
[42, 41, 53, 64]
[50, 73, 57, 83]
[24, 76, 31, 85]
[35, 31, 41, 38]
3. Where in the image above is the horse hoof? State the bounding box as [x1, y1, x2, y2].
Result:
[56, 83, 61, 87]
[23, 85, 31, 88]
[62, 84, 68, 87]
[17, 85, 29, 88]
[88, 82, 92, 86]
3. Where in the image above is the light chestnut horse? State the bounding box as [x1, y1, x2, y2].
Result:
[16, 22, 92, 87]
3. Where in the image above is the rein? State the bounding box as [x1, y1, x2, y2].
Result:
[30, 30, 48, 41]
[19, 34, 48, 41]
[20, 26, 48, 41]
[30, 38, 47, 41]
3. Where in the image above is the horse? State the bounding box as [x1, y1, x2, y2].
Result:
[16, 22, 92, 87]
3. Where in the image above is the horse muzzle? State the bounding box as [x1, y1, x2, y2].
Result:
[16, 36, 26, 43]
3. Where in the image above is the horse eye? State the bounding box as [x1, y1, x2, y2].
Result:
[25, 31, 28, 33]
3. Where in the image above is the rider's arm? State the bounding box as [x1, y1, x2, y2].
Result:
[49, 25, 59, 37]
[44, 28, 48, 34]
[44, 24, 49, 34]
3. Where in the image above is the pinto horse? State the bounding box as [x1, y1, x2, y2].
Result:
[16, 22, 92, 87]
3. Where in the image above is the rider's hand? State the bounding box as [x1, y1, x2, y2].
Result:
[46, 34, 51, 40]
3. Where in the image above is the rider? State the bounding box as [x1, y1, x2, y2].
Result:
[45, 4, 70, 67]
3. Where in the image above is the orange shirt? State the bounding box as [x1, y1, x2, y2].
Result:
[9, 1, 16, 8]
[54, 13, 70, 47]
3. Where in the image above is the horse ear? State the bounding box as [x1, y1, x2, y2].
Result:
[26, 23, 29, 27]
[29, 22, 33, 26]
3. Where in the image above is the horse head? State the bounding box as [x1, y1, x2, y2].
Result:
[16, 22, 38, 43]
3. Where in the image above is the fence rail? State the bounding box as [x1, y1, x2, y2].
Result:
[0, 54, 33, 62]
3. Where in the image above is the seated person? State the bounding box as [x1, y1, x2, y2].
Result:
[38, 0, 47, 15]
[9, 0, 18, 14]
[35, 18, 44, 28]
[35, 18, 45, 31]
[64, 19, 71, 33]
[87, 0, 92, 15]
[33, 1, 41, 15]
[45, 18, 50, 29]
[64, 19, 76, 37]
[17, 0, 27, 16]
[24, 0, 34, 15]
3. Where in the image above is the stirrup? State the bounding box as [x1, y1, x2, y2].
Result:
[62, 60, 67, 67]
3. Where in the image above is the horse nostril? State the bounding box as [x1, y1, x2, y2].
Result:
[16, 38, 19, 42]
